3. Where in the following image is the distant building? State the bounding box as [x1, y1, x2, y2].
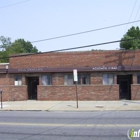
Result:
[0, 50, 140, 101]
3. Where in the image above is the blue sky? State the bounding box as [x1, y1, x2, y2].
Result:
[1, 0, 140, 52]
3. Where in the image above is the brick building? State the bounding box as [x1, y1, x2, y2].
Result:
[1, 50, 140, 101]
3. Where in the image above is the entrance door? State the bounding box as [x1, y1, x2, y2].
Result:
[119, 80, 129, 99]
[28, 77, 39, 100]
[117, 75, 132, 100]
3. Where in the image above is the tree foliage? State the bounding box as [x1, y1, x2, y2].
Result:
[0, 36, 11, 62]
[0, 37, 39, 62]
[9, 39, 38, 54]
[120, 26, 140, 50]
[0, 36, 11, 50]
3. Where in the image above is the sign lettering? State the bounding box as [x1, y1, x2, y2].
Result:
[18, 68, 43, 72]
[92, 66, 118, 70]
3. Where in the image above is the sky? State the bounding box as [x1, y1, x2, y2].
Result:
[1, 0, 140, 52]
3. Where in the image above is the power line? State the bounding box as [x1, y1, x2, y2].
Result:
[31, 20, 140, 43]
[0, 0, 30, 9]
[0, 37, 139, 60]
[38, 37, 140, 53]
[136, 14, 140, 26]
[134, 3, 140, 21]
[1, 20, 140, 47]
[135, 2, 140, 27]
[124, 0, 137, 33]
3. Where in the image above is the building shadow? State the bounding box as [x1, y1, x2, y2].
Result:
[104, 50, 135, 68]
[104, 50, 136, 100]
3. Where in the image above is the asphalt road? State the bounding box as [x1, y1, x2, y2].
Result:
[0, 111, 140, 140]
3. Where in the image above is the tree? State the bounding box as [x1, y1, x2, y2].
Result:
[0, 36, 11, 62]
[9, 39, 38, 54]
[120, 26, 140, 50]
[0, 37, 39, 63]
[0, 36, 11, 50]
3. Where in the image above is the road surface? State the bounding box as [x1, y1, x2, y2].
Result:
[0, 111, 140, 140]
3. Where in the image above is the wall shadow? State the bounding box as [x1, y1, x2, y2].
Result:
[104, 50, 136, 68]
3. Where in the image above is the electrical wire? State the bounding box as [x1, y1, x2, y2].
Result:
[31, 20, 140, 43]
[0, 0, 30, 9]
[123, 0, 137, 34]
[134, 3, 140, 21]
[1, 20, 140, 48]
[135, 2, 140, 27]
[136, 14, 140, 27]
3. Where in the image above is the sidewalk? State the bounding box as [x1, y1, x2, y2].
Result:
[0, 100, 140, 111]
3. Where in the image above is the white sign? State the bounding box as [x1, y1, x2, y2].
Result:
[73, 69, 78, 82]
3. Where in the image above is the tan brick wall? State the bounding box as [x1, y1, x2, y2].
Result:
[9, 74, 14, 85]
[38, 85, 119, 101]
[0, 86, 9, 101]
[52, 73, 64, 85]
[132, 73, 140, 84]
[0, 73, 9, 101]
[0, 74, 9, 85]
[91, 73, 102, 84]
[9, 50, 140, 69]
[131, 85, 140, 100]
[114, 74, 117, 84]
[9, 86, 28, 101]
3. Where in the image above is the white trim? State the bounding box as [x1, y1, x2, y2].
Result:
[0, 63, 9, 65]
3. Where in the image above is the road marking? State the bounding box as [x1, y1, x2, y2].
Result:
[0, 122, 140, 127]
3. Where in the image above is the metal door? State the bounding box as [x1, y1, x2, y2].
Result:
[28, 77, 39, 100]
[119, 80, 130, 99]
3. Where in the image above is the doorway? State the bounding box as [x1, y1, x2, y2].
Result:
[117, 75, 132, 100]
[28, 77, 39, 100]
